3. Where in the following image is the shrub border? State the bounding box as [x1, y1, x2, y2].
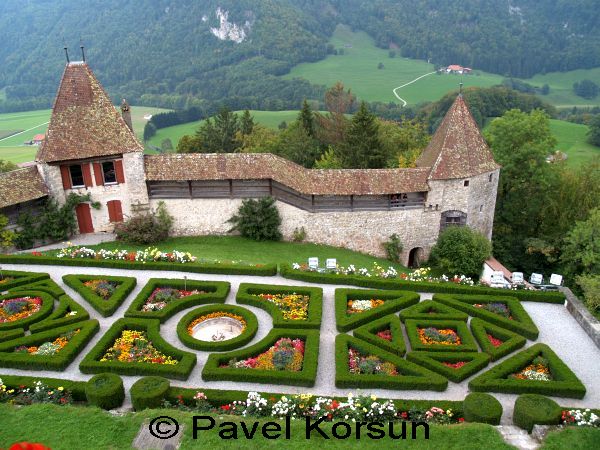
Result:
[468, 343, 587, 399]
[399, 300, 469, 322]
[513, 394, 562, 432]
[0, 270, 50, 292]
[63, 274, 137, 317]
[177, 304, 258, 351]
[29, 295, 90, 333]
[10, 278, 65, 299]
[0, 254, 277, 276]
[335, 334, 448, 391]
[352, 314, 406, 356]
[279, 264, 565, 303]
[0, 290, 54, 331]
[79, 318, 196, 380]
[335, 289, 420, 332]
[202, 328, 320, 387]
[0, 374, 88, 401]
[236, 283, 322, 329]
[125, 278, 230, 322]
[406, 351, 491, 383]
[470, 318, 527, 361]
[0, 320, 99, 371]
[0, 328, 25, 343]
[404, 319, 479, 352]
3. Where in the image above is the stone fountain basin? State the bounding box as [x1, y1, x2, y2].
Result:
[191, 316, 245, 342]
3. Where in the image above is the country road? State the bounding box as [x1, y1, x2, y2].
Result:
[392, 71, 437, 106]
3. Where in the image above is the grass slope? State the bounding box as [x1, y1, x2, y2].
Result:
[0, 106, 169, 163]
[524, 68, 600, 108]
[549, 119, 600, 166]
[60, 235, 407, 271]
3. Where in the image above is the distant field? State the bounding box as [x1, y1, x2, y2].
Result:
[549, 119, 600, 166]
[0, 106, 169, 163]
[146, 110, 303, 150]
[284, 25, 600, 109]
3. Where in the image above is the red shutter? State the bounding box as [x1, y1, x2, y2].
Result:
[115, 160, 125, 184]
[107, 200, 123, 222]
[82, 163, 93, 187]
[93, 162, 104, 186]
[60, 165, 72, 189]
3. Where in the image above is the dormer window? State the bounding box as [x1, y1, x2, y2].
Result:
[102, 161, 117, 184]
[69, 165, 85, 187]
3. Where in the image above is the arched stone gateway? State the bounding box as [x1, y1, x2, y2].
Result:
[408, 247, 424, 268]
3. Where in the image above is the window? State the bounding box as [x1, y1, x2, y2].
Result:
[463, 180, 470, 187]
[480, 205, 484, 212]
[489, 173, 493, 182]
[440, 210, 467, 232]
[69, 165, 84, 187]
[102, 161, 117, 184]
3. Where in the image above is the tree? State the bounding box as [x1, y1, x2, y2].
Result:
[0, 160, 18, 173]
[377, 62, 384, 69]
[378, 119, 430, 167]
[160, 138, 173, 153]
[388, 50, 396, 58]
[576, 275, 600, 312]
[429, 226, 492, 278]
[0, 214, 17, 250]
[196, 107, 240, 153]
[277, 122, 321, 168]
[227, 196, 282, 241]
[560, 208, 600, 279]
[298, 99, 315, 137]
[541, 84, 550, 95]
[143, 122, 156, 142]
[588, 114, 600, 146]
[338, 101, 387, 168]
[176, 135, 202, 153]
[236, 125, 278, 154]
[316, 81, 354, 146]
[314, 146, 342, 169]
[240, 110, 255, 136]
[573, 80, 599, 99]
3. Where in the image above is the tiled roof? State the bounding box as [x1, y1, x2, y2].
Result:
[36, 62, 143, 163]
[144, 153, 431, 195]
[0, 167, 49, 209]
[416, 95, 500, 180]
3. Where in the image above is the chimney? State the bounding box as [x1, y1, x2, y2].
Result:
[120, 98, 133, 132]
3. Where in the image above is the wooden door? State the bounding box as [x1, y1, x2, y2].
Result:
[75, 203, 94, 233]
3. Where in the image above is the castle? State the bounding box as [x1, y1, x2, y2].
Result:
[0, 61, 500, 267]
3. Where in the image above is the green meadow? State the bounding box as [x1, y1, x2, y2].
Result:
[524, 68, 600, 108]
[549, 119, 600, 166]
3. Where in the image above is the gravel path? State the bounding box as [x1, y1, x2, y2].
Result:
[1, 263, 598, 424]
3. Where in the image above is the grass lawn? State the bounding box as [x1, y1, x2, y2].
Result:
[540, 426, 600, 450]
[549, 119, 600, 166]
[53, 235, 408, 272]
[0, 404, 514, 449]
[0, 106, 169, 164]
[524, 68, 600, 109]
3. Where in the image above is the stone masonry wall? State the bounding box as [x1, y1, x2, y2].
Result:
[467, 169, 500, 240]
[37, 163, 66, 205]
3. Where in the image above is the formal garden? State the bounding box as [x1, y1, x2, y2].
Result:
[0, 243, 598, 449]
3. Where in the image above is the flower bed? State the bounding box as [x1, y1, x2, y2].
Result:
[405, 319, 479, 352]
[469, 318, 527, 361]
[63, 274, 137, 317]
[352, 315, 406, 356]
[510, 356, 552, 381]
[79, 318, 196, 380]
[177, 304, 259, 351]
[335, 334, 447, 391]
[561, 409, 600, 427]
[0, 378, 74, 405]
[0, 270, 50, 292]
[10, 278, 66, 299]
[0, 291, 54, 331]
[56, 245, 197, 264]
[406, 351, 491, 383]
[469, 343, 587, 399]
[15, 329, 80, 356]
[28, 295, 90, 334]
[126, 278, 229, 323]
[236, 283, 322, 329]
[0, 374, 89, 402]
[433, 294, 539, 340]
[202, 329, 319, 387]
[335, 289, 419, 332]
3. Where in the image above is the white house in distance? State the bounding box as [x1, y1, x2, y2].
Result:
[445, 65, 472, 75]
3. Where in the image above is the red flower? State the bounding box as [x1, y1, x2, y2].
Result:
[400, 412, 408, 419]
[458, 418, 465, 423]
[59, 397, 67, 404]
[177, 395, 184, 405]
[330, 400, 340, 410]
[9, 443, 51, 450]
[327, 414, 333, 420]
[221, 404, 231, 411]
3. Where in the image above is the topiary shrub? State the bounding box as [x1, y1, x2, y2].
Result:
[131, 376, 171, 410]
[227, 196, 282, 241]
[463, 393, 503, 425]
[382, 234, 403, 263]
[513, 394, 562, 432]
[114, 201, 173, 244]
[85, 373, 125, 410]
[429, 226, 491, 278]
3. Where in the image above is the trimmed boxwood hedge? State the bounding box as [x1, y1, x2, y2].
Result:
[463, 393, 503, 425]
[469, 343, 587, 399]
[399, 300, 469, 322]
[236, 283, 322, 329]
[279, 263, 566, 303]
[0, 270, 50, 291]
[63, 274, 137, 317]
[0, 328, 25, 343]
[513, 394, 562, 432]
[10, 278, 65, 299]
[0, 290, 54, 331]
[177, 304, 258, 351]
[0, 320, 99, 371]
[433, 294, 539, 340]
[131, 376, 171, 410]
[0, 254, 277, 276]
[404, 319, 479, 352]
[85, 373, 125, 410]
[202, 328, 320, 387]
[352, 315, 406, 356]
[0, 374, 88, 401]
[335, 334, 448, 391]
[125, 278, 230, 322]
[29, 295, 90, 334]
[470, 318, 527, 361]
[79, 318, 196, 380]
[335, 289, 420, 332]
[406, 351, 490, 383]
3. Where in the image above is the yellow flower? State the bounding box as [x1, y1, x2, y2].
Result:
[370, 394, 377, 401]
[58, 387, 64, 391]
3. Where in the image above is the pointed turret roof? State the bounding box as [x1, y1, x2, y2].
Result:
[416, 95, 499, 180]
[36, 62, 143, 163]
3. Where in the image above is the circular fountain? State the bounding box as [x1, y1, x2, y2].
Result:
[191, 316, 245, 342]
